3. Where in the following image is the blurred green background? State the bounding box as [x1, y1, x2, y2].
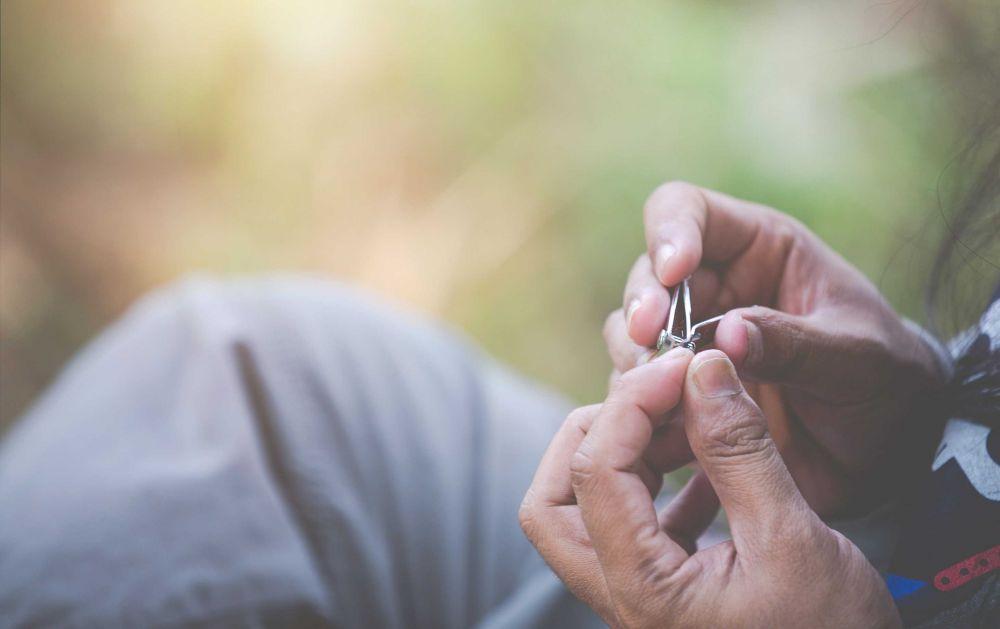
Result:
[0, 1, 971, 430]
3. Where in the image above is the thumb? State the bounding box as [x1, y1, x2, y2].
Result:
[714, 306, 881, 399]
[682, 350, 817, 555]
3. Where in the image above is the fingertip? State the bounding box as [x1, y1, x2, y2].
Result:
[627, 290, 670, 346]
[654, 241, 701, 287]
[652, 345, 695, 364]
[713, 311, 750, 368]
[613, 346, 693, 416]
[653, 242, 678, 284]
[687, 348, 728, 370]
[689, 352, 743, 399]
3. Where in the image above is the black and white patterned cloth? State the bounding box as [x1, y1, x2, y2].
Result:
[887, 287, 1000, 627]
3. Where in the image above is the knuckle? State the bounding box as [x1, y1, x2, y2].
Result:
[569, 443, 600, 490]
[517, 491, 539, 541]
[614, 560, 693, 629]
[856, 335, 895, 371]
[774, 509, 825, 557]
[612, 362, 649, 394]
[605, 373, 646, 410]
[822, 527, 853, 558]
[759, 204, 808, 240]
[565, 406, 594, 433]
[699, 405, 772, 461]
[632, 553, 672, 593]
[842, 336, 894, 382]
[607, 370, 621, 392]
[607, 371, 633, 401]
[772, 520, 847, 582]
[748, 308, 804, 376]
[772, 214, 805, 243]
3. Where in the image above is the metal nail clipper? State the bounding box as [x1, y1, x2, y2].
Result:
[656, 278, 724, 352]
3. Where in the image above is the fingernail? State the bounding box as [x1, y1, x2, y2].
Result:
[653, 346, 692, 362]
[655, 243, 677, 281]
[743, 319, 762, 367]
[625, 298, 641, 330]
[692, 357, 742, 398]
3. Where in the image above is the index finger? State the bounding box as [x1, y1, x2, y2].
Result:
[644, 181, 766, 286]
[570, 348, 695, 588]
[520, 405, 617, 617]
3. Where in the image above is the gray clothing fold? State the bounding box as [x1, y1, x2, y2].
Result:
[0, 277, 604, 628]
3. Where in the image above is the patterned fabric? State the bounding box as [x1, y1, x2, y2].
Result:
[887, 289, 1000, 626]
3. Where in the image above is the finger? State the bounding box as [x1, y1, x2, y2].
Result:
[520, 405, 615, 615]
[618, 252, 729, 352]
[529, 405, 601, 507]
[607, 374, 702, 481]
[715, 305, 932, 493]
[571, 348, 695, 586]
[644, 182, 765, 286]
[622, 255, 672, 346]
[603, 309, 655, 373]
[521, 404, 663, 610]
[682, 350, 816, 556]
[658, 469, 720, 554]
[636, 458, 666, 500]
[644, 415, 695, 474]
[713, 306, 891, 401]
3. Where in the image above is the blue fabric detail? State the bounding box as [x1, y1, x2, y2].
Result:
[886, 574, 927, 599]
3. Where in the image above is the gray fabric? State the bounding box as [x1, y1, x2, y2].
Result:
[0, 277, 604, 628]
[913, 575, 999, 628]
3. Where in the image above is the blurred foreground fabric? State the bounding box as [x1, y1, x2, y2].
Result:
[0, 277, 607, 627]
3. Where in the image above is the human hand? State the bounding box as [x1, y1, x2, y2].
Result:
[520, 349, 901, 628]
[604, 182, 946, 515]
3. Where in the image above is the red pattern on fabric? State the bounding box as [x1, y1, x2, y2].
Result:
[933, 545, 1000, 591]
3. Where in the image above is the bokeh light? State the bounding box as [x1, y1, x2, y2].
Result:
[0, 1, 968, 428]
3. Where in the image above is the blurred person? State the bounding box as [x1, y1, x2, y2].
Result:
[2, 13, 999, 629]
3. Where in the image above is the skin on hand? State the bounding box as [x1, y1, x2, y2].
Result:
[520, 349, 902, 629]
[604, 181, 946, 516]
